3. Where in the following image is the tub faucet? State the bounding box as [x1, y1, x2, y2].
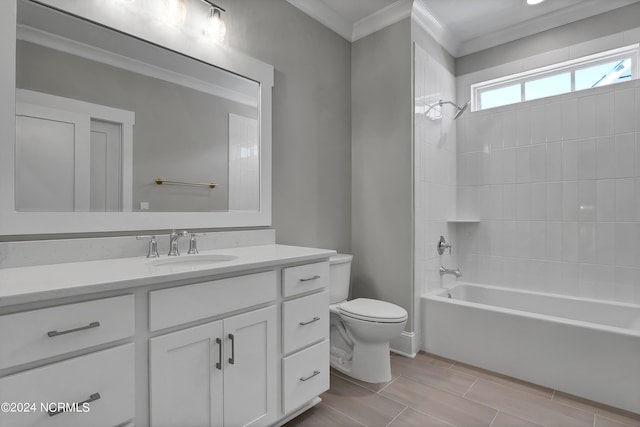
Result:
[168, 230, 189, 256]
[440, 266, 462, 278]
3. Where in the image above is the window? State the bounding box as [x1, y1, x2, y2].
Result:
[472, 44, 638, 111]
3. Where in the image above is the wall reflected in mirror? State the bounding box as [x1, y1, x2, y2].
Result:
[15, 0, 260, 213]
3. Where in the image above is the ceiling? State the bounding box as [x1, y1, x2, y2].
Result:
[287, 0, 640, 57]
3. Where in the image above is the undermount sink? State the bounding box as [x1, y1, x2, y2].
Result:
[149, 254, 238, 269]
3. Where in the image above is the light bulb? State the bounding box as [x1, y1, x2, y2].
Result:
[526, 0, 545, 5]
[162, 0, 187, 26]
[205, 8, 226, 42]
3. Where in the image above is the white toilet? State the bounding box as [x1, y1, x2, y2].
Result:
[329, 254, 408, 383]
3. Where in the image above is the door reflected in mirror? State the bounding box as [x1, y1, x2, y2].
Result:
[15, 0, 260, 213]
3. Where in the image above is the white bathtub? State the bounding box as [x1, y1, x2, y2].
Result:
[421, 283, 640, 414]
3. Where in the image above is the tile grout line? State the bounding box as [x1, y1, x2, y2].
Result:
[462, 377, 479, 398]
[488, 410, 500, 427]
[385, 406, 408, 427]
[377, 374, 401, 394]
[320, 401, 368, 427]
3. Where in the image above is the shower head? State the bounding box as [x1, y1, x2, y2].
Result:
[439, 99, 470, 120]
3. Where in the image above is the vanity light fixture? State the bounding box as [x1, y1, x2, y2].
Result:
[525, 0, 545, 5]
[162, 0, 187, 26]
[201, 0, 227, 42]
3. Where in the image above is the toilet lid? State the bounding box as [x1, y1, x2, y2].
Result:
[338, 298, 407, 323]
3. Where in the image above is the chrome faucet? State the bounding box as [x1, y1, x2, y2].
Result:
[437, 236, 452, 255]
[440, 266, 462, 278]
[168, 230, 189, 256]
[137, 235, 159, 258]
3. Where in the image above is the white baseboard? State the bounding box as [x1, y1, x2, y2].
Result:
[390, 330, 417, 358]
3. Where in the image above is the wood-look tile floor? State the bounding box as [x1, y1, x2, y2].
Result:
[284, 352, 640, 427]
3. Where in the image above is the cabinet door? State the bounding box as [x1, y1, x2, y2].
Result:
[149, 321, 224, 427]
[223, 306, 276, 427]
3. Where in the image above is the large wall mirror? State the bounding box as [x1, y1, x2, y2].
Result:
[0, 0, 273, 235]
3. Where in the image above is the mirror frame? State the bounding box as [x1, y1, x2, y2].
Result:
[0, 0, 273, 235]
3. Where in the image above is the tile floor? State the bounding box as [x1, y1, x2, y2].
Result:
[285, 352, 640, 427]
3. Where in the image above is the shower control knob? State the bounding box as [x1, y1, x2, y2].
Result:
[437, 236, 452, 255]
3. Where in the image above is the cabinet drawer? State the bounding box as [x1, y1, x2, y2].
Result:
[282, 291, 329, 354]
[149, 271, 276, 331]
[0, 295, 134, 369]
[0, 343, 135, 427]
[282, 262, 329, 298]
[282, 340, 329, 414]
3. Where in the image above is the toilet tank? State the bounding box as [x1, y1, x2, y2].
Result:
[329, 254, 353, 304]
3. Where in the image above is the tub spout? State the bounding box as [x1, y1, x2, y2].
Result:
[440, 266, 462, 278]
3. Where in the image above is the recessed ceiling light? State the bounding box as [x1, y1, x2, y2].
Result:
[526, 0, 545, 4]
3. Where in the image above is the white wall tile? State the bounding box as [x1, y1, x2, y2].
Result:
[577, 138, 596, 180]
[529, 144, 546, 182]
[562, 141, 578, 180]
[516, 146, 531, 183]
[489, 149, 503, 185]
[562, 181, 579, 221]
[578, 180, 597, 222]
[516, 221, 532, 259]
[530, 104, 546, 144]
[545, 222, 562, 261]
[562, 97, 578, 141]
[595, 136, 616, 179]
[614, 222, 637, 267]
[577, 95, 596, 139]
[516, 106, 531, 146]
[502, 184, 518, 220]
[615, 178, 636, 221]
[546, 182, 563, 221]
[578, 223, 597, 264]
[596, 222, 616, 266]
[531, 183, 546, 221]
[502, 147, 517, 183]
[596, 179, 616, 222]
[615, 133, 636, 178]
[593, 92, 615, 137]
[501, 109, 517, 148]
[546, 142, 562, 182]
[562, 221, 579, 262]
[545, 102, 563, 143]
[530, 221, 546, 260]
[615, 88, 636, 134]
[517, 183, 532, 221]
[502, 220, 518, 257]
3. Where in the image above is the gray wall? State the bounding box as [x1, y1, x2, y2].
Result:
[226, 1, 352, 253]
[457, 2, 640, 76]
[351, 18, 414, 330]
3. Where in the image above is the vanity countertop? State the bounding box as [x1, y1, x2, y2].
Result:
[0, 244, 336, 307]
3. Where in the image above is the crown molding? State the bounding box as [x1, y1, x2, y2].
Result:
[411, 0, 459, 56]
[456, 0, 640, 57]
[352, 0, 412, 42]
[287, 0, 412, 42]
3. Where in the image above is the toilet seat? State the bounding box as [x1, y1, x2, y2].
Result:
[338, 298, 407, 323]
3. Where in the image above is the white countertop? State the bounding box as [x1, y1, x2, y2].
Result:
[0, 244, 336, 307]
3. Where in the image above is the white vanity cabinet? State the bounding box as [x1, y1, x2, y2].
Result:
[149, 272, 277, 427]
[280, 261, 331, 415]
[0, 296, 135, 427]
[0, 244, 335, 427]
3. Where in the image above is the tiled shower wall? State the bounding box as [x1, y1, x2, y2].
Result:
[414, 43, 457, 317]
[455, 80, 640, 303]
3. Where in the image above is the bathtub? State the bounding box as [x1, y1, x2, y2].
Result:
[421, 283, 640, 414]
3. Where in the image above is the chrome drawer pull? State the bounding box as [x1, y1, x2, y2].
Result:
[47, 321, 101, 337]
[299, 317, 320, 326]
[216, 338, 222, 370]
[228, 333, 235, 365]
[299, 275, 320, 282]
[300, 370, 321, 382]
[48, 392, 100, 416]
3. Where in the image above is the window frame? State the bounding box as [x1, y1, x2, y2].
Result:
[471, 44, 639, 112]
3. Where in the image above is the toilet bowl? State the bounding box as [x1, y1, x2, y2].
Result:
[329, 254, 407, 383]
